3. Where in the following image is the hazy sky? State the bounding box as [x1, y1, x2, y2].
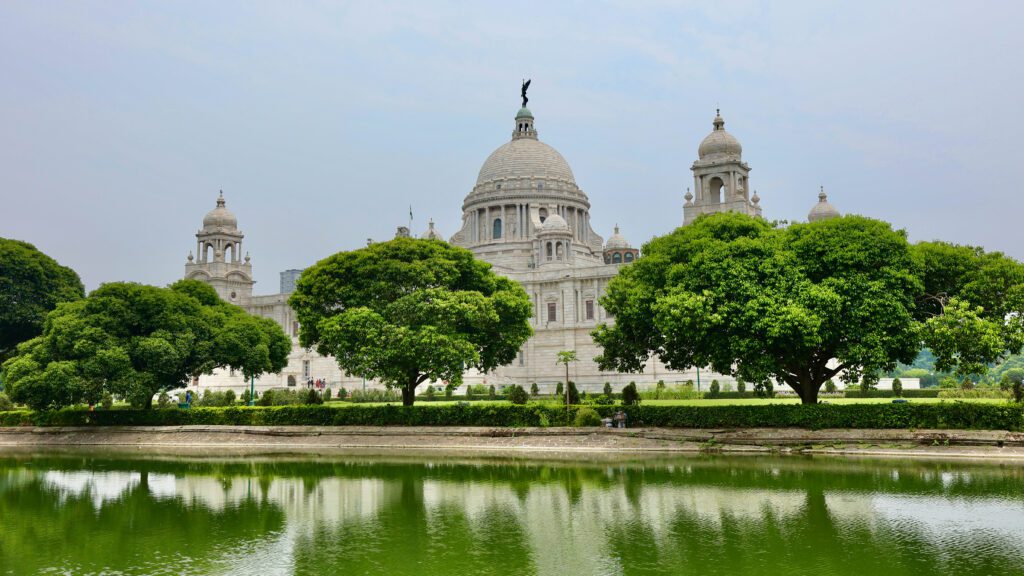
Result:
[3, 1, 1022, 293]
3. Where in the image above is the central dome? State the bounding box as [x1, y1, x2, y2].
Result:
[476, 138, 576, 186]
[202, 192, 238, 230]
[698, 111, 742, 160]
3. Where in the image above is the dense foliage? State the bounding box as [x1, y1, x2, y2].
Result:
[0, 280, 290, 410]
[0, 401, 1018, 431]
[594, 213, 1024, 404]
[289, 238, 532, 406]
[0, 238, 84, 360]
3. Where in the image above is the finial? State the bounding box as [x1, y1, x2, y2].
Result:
[187, 251, 194, 262]
[684, 187, 693, 201]
[216, 190, 225, 207]
[244, 252, 250, 263]
[614, 223, 620, 234]
[752, 190, 760, 205]
[521, 78, 532, 108]
[428, 219, 435, 230]
[819, 185, 827, 201]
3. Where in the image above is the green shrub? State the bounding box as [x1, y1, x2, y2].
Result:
[845, 389, 940, 398]
[305, 389, 324, 405]
[961, 378, 975, 390]
[938, 387, 1009, 399]
[563, 381, 580, 405]
[755, 381, 775, 399]
[241, 389, 254, 405]
[349, 388, 401, 403]
[444, 383, 454, 400]
[708, 380, 721, 399]
[736, 379, 746, 394]
[195, 390, 237, 407]
[2, 402, 1018, 431]
[338, 387, 348, 400]
[641, 382, 699, 400]
[508, 385, 529, 405]
[588, 394, 614, 406]
[324, 388, 332, 401]
[424, 385, 436, 401]
[0, 393, 13, 411]
[603, 382, 613, 397]
[574, 407, 602, 427]
[530, 383, 539, 396]
[555, 382, 564, 397]
[100, 391, 114, 410]
[488, 385, 496, 399]
[621, 382, 640, 406]
[157, 392, 171, 408]
[824, 379, 836, 394]
[465, 385, 473, 399]
[892, 378, 903, 398]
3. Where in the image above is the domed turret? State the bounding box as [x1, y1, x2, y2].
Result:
[604, 225, 630, 250]
[202, 191, 238, 231]
[808, 186, 841, 222]
[540, 213, 570, 233]
[603, 225, 639, 265]
[698, 110, 743, 160]
[420, 219, 444, 240]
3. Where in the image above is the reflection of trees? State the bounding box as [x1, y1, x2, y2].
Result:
[290, 475, 537, 575]
[0, 468, 285, 575]
[1, 453, 1023, 575]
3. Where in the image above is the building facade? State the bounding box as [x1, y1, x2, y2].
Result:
[183, 99, 907, 395]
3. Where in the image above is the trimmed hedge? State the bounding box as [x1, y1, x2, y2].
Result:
[0, 401, 1020, 431]
[844, 389, 940, 399]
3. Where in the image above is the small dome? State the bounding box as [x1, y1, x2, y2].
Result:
[698, 111, 742, 160]
[540, 213, 570, 233]
[516, 107, 533, 119]
[420, 219, 444, 240]
[202, 191, 237, 230]
[808, 187, 840, 222]
[604, 225, 631, 249]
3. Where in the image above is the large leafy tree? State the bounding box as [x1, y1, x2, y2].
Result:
[289, 237, 533, 406]
[594, 213, 924, 404]
[912, 241, 1024, 377]
[1, 280, 290, 410]
[0, 238, 84, 360]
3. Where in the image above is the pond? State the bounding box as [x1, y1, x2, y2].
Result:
[0, 450, 1021, 575]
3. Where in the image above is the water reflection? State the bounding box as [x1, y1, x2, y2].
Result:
[0, 454, 1021, 576]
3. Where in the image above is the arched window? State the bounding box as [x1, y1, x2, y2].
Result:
[624, 252, 635, 263]
[224, 243, 234, 263]
[709, 177, 726, 203]
[493, 218, 502, 239]
[287, 375, 297, 387]
[546, 242, 553, 261]
[539, 208, 548, 223]
[612, 252, 622, 264]
[205, 243, 214, 262]
[556, 242, 564, 260]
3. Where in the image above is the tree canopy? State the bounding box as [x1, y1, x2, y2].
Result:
[289, 237, 533, 406]
[0, 238, 84, 360]
[0, 280, 290, 410]
[594, 213, 929, 403]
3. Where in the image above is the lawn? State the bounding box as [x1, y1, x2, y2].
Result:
[327, 397, 1010, 407]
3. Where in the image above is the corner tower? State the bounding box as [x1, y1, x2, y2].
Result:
[684, 110, 762, 225]
[184, 191, 254, 305]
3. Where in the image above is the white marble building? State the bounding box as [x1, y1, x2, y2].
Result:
[183, 99, 913, 395]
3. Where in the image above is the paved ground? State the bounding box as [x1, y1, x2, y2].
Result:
[1, 425, 1023, 461]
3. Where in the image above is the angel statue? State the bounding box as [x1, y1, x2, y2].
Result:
[521, 79, 531, 108]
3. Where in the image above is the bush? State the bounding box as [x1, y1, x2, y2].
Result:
[530, 383, 539, 396]
[736, 379, 746, 394]
[755, 381, 775, 399]
[2, 402, 1019, 431]
[574, 407, 602, 427]
[892, 378, 903, 398]
[324, 388, 332, 401]
[642, 382, 700, 400]
[349, 388, 402, 403]
[938, 387, 1009, 399]
[824, 379, 837, 394]
[844, 389, 940, 398]
[488, 385, 496, 399]
[0, 393, 13, 411]
[621, 382, 640, 406]
[157, 392, 171, 408]
[507, 385, 529, 405]
[555, 382, 564, 397]
[100, 391, 114, 410]
[338, 387, 348, 400]
[444, 383, 454, 400]
[563, 381, 580, 405]
[424, 385, 436, 401]
[603, 382, 613, 397]
[241, 389, 254, 405]
[305, 389, 324, 405]
[708, 380, 721, 399]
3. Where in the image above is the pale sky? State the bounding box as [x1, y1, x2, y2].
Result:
[3, 1, 1022, 293]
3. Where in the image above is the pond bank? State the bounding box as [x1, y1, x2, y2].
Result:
[1, 425, 1024, 460]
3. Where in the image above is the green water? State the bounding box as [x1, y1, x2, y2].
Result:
[0, 451, 1021, 576]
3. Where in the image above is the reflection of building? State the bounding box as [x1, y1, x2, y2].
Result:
[183, 96, 862, 393]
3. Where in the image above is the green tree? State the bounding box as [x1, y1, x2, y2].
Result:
[621, 382, 640, 405]
[0, 238, 85, 360]
[556, 350, 577, 406]
[594, 213, 925, 404]
[913, 242, 1024, 377]
[289, 238, 532, 406]
[892, 378, 903, 397]
[530, 382, 539, 396]
[1, 280, 289, 410]
[603, 381, 613, 397]
[708, 379, 720, 398]
[507, 384, 529, 405]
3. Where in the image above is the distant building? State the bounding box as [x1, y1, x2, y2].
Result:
[279, 269, 303, 294]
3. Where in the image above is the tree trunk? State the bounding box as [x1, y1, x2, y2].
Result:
[402, 381, 416, 406]
[797, 380, 821, 404]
